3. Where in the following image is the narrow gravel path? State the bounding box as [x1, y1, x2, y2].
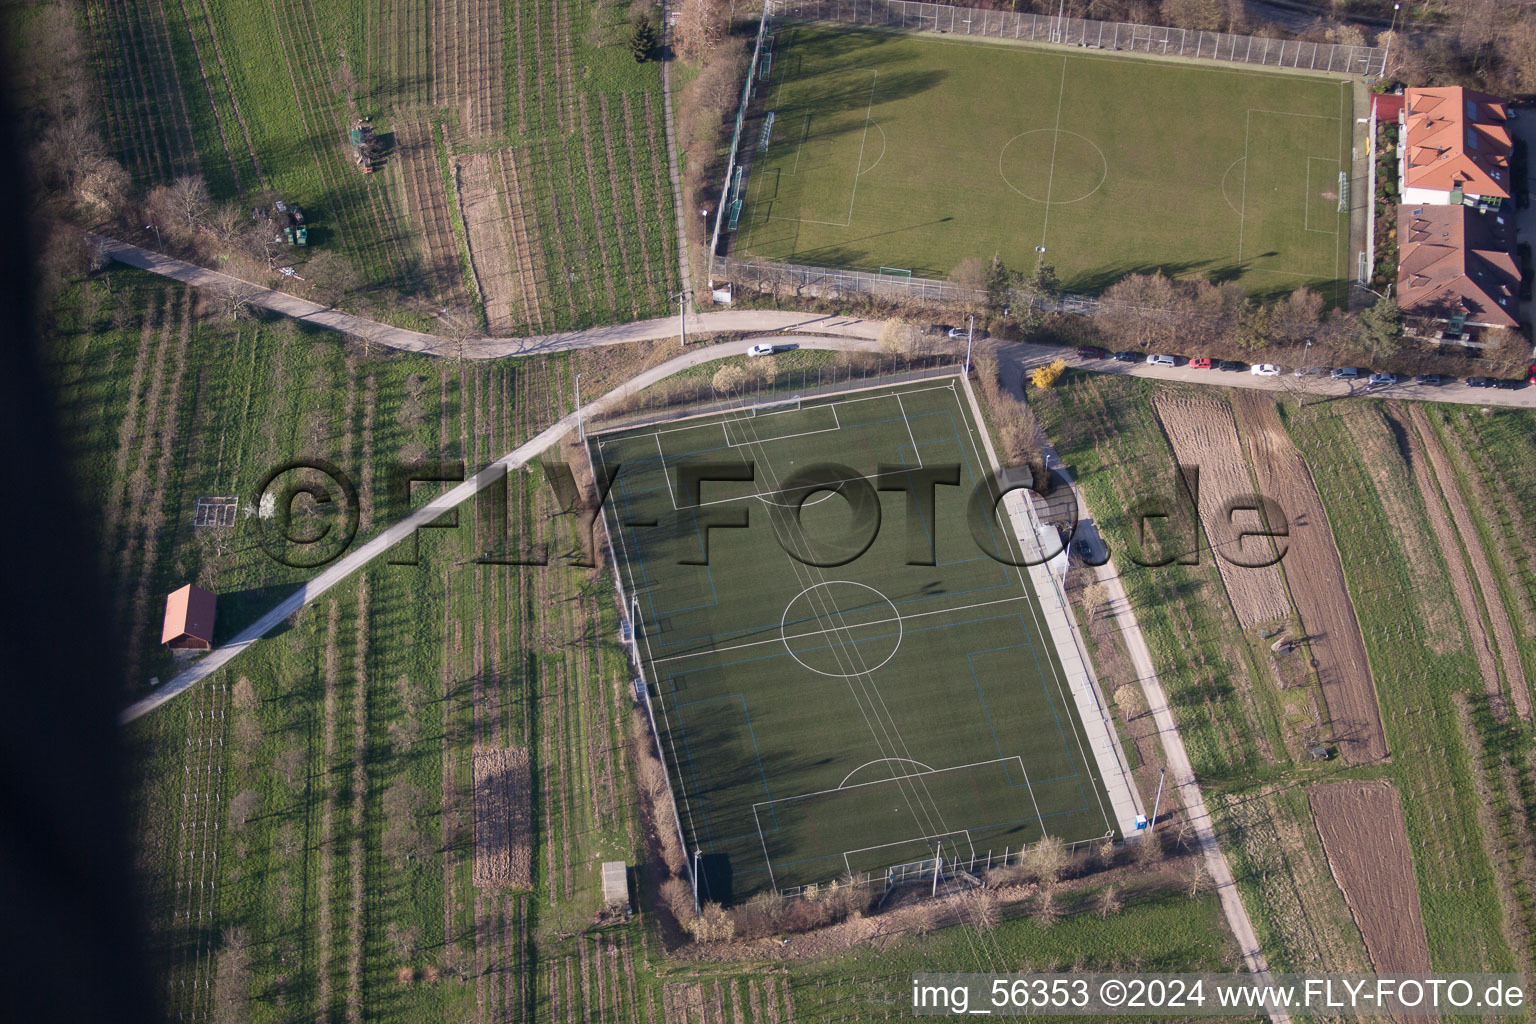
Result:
[116, 335, 878, 725]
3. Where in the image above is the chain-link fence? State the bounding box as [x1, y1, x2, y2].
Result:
[712, 255, 983, 305]
[591, 357, 965, 435]
[711, 253, 1107, 316]
[776, 0, 1386, 76]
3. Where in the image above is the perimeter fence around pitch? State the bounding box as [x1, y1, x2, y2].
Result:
[707, 1, 1384, 292]
[588, 366, 1123, 900]
[775, 0, 1386, 76]
[711, 254, 1103, 316]
[590, 360, 963, 443]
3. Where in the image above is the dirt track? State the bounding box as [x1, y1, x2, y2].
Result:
[1230, 392, 1386, 763]
[457, 151, 525, 336]
[1153, 394, 1290, 628]
[1309, 782, 1433, 976]
[1404, 405, 1531, 721]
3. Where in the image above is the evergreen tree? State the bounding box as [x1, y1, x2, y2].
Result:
[982, 256, 1016, 317]
[1356, 295, 1403, 358]
[629, 17, 658, 62]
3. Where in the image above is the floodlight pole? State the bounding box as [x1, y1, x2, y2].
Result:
[1149, 767, 1166, 832]
[963, 315, 975, 377]
[1384, 4, 1400, 77]
[932, 845, 942, 897]
[692, 848, 704, 912]
[575, 373, 584, 441]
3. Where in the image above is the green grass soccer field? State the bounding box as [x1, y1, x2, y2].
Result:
[591, 381, 1118, 899]
[733, 24, 1355, 300]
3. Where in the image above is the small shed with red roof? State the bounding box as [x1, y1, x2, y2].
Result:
[162, 584, 217, 650]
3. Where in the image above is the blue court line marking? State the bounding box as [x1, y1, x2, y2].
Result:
[965, 643, 1036, 787]
[606, 397, 1026, 649]
[671, 692, 780, 845]
[612, 472, 721, 622]
[604, 386, 1099, 869]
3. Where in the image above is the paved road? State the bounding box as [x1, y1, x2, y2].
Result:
[90, 235, 880, 356]
[116, 334, 878, 725]
[1095, 551, 1288, 1020]
[1020, 391, 1285, 1019]
[97, 234, 1535, 409]
[1005, 344, 1536, 409]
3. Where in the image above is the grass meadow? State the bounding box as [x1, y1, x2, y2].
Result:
[734, 24, 1354, 300]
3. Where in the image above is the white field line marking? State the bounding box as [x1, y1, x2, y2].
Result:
[1237, 109, 1252, 269]
[1036, 58, 1071, 250]
[1336, 81, 1348, 306]
[953, 375, 1115, 834]
[752, 805, 778, 891]
[1245, 107, 1339, 119]
[722, 405, 841, 448]
[858, 122, 888, 178]
[791, 111, 810, 175]
[838, 756, 938, 789]
[646, 381, 956, 441]
[896, 392, 922, 468]
[845, 70, 879, 226]
[649, 592, 1034, 667]
[841, 828, 976, 878]
[596, 439, 707, 849]
[758, 757, 1027, 807]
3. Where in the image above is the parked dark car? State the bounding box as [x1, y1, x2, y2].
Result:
[1113, 351, 1142, 362]
[1218, 360, 1247, 371]
[1466, 376, 1494, 388]
[1077, 346, 1110, 359]
[1494, 377, 1525, 390]
[1415, 374, 1447, 386]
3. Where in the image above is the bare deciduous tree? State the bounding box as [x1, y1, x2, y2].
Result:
[1024, 834, 1069, 886]
[1096, 882, 1124, 919]
[230, 789, 261, 828]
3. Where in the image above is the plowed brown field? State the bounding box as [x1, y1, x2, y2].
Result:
[1153, 394, 1290, 628]
[1230, 391, 1386, 763]
[457, 151, 525, 336]
[1309, 782, 1432, 975]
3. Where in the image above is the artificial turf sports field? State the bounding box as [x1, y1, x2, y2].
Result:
[733, 24, 1355, 299]
[592, 381, 1118, 899]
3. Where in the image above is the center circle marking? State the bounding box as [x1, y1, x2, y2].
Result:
[780, 580, 902, 678]
[999, 129, 1109, 205]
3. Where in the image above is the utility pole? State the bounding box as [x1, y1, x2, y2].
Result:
[964, 314, 975, 377]
[674, 290, 689, 347]
[1149, 767, 1166, 832]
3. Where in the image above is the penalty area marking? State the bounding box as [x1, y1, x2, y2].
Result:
[857, 122, 887, 177]
[1221, 157, 1246, 217]
[839, 756, 937, 789]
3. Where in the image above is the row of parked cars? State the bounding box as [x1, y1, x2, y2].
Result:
[1076, 347, 1536, 390]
